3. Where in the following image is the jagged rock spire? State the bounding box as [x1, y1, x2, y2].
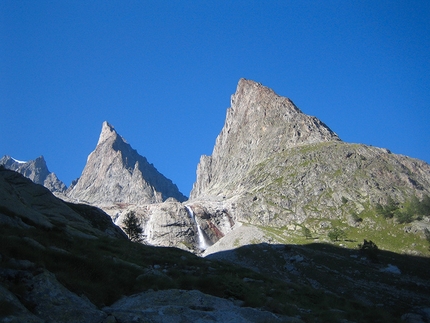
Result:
[191, 79, 341, 198]
[97, 121, 118, 146]
[67, 121, 186, 206]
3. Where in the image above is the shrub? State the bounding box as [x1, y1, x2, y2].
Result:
[350, 212, 362, 223]
[302, 226, 312, 239]
[376, 197, 398, 219]
[328, 227, 346, 242]
[358, 239, 379, 262]
[395, 209, 413, 224]
[425, 228, 430, 243]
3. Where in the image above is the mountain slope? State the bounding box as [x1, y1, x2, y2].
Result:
[191, 78, 341, 198]
[188, 79, 430, 256]
[1, 166, 428, 322]
[0, 155, 66, 193]
[67, 121, 187, 206]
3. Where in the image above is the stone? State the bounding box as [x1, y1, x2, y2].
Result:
[188, 78, 430, 238]
[0, 155, 67, 193]
[0, 167, 126, 239]
[66, 122, 187, 206]
[381, 264, 401, 275]
[114, 202, 198, 251]
[103, 289, 302, 323]
[0, 284, 45, 323]
[21, 270, 107, 323]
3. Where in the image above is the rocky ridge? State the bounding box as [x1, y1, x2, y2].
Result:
[67, 121, 187, 206]
[191, 78, 341, 198]
[0, 155, 66, 193]
[189, 79, 430, 241]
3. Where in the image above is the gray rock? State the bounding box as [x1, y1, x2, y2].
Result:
[103, 289, 302, 323]
[22, 270, 107, 323]
[188, 78, 430, 238]
[0, 155, 67, 193]
[0, 284, 44, 323]
[66, 121, 187, 206]
[0, 167, 125, 239]
[113, 202, 198, 251]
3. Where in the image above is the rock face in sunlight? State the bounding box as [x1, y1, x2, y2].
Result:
[0, 155, 67, 193]
[190, 79, 430, 231]
[191, 78, 341, 198]
[67, 121, 187, 206]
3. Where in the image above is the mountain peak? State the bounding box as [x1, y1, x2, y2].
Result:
[97, 121, 118, 145]
[0, 155, 66, 193]
[67, 122, 187, 206]
[191, 79, 340, 198]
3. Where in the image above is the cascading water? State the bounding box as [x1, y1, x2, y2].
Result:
[185, 205, 210, 250]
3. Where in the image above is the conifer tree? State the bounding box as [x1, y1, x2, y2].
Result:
[123, 211, 143, 242]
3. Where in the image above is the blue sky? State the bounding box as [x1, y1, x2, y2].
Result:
[1, 1, 429, 197]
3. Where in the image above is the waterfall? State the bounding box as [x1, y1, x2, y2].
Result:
[143, 213, 153, 245]
[185, 205, 210, 250]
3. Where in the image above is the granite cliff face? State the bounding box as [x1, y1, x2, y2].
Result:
[191, 78, 341, 198]
[190, 79, 430, 243]
[0, 155, 67, 193]
[67, 122, 187, 206]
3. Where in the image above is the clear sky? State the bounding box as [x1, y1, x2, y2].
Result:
[1, 1, 429, 197]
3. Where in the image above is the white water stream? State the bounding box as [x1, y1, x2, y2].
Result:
[185, 205, 210, 250]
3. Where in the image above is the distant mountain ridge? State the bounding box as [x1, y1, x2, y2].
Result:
[66, 121, 187, 206]
[0, 155, 67, 193]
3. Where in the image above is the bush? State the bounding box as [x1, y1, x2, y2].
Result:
[302, 226, 312, 239]
[395, 209, 413, 224]
[376, 197, 398, 219]
[358, 239, 379, 262]
[351, 212, 363, 223]
[328, 227, 346, 242]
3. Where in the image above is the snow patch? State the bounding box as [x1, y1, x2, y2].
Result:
[11, 157, 27, 164]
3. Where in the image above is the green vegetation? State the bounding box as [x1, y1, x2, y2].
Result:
[376, 195, 430, 224]
[122, 210, 143, 242]
[302, 226, 312, 239]
[358, 239, 379, 262]
[328, 227, 346, 242]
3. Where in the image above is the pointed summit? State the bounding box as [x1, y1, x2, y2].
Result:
[97, 121, 118, 145]
[0, 155, 66, 193]
[67, 122, 187, 206]
[191, 79, 341, 198]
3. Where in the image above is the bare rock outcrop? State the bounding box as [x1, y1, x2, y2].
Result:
[190, 79, 430, 231]
[0, 155, 67, 193]
[67, 122, 187, 206]
[0, 167, 126, 239]
[110, 202, 197, 251]
[103, 289, 301, 323]
[191, 78, 340, 198]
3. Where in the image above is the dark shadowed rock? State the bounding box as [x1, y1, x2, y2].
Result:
[103, 289, 302, 323]
[0, 155, 67, 193]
